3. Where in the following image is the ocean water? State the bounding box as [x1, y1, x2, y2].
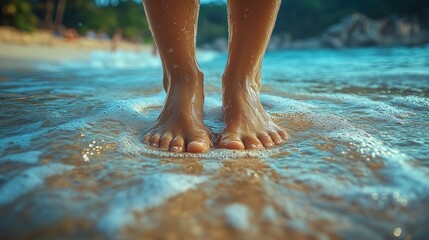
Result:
[0, 46, 429, 239]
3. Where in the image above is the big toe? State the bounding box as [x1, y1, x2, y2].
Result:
[187, 141, 209, 153]
[217, 134, 245, 150]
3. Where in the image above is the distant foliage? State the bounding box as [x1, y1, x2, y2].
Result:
[0, 0, 38, 32]
[198, 4, 228, 44]
[60, 0, 150, 42]
[0, 0, 428, 42]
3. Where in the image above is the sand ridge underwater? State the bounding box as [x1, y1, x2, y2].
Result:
[1, 46, 429, 239]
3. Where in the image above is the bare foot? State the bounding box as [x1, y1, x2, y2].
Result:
[218, 84, 288, 150]
[143, 74, 211, 153]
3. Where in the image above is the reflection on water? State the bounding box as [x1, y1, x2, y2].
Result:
[1, 46, 429, 239]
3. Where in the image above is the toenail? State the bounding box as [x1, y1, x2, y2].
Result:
[151, 143, 158, 147]
[251, 144, 262, 149]
[171, 146, 180, 152]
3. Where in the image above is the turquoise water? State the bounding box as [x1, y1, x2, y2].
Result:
[1, 46, 429, 239]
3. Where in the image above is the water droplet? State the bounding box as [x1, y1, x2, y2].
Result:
[173, 64, 178, 69]
[393, 192, 400, 199]
[169, 48, 174, 53]
[399, 198, 408, 206]
[393, 227, 401, 237]
[371, 193, 379, 200]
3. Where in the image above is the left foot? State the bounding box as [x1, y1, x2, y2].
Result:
[217, 84, 288, 150]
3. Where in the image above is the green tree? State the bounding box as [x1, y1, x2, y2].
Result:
[0, 0, 38, 32]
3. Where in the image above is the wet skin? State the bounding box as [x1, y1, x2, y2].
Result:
[142, 0, 287, 152]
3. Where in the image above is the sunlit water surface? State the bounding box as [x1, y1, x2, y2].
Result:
[1, 46, 429, 239]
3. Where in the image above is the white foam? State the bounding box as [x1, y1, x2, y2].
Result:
[256, 93, 429, 207]
[294, 93, 413, 123]
[36, 49, 219, 71]
[95, 93, 286, 159]
[391, 96, 429, 109]
[98, 173, 207, 233]
[260, 94, 313, 114]
[0, 163, 75, 205]
[287, 111, 429, 203]
[225, 203, 252, 230]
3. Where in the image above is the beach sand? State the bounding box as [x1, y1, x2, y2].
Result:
[0, 26, 151, 68]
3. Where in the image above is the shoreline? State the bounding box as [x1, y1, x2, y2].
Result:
[0, 26, 152, 68]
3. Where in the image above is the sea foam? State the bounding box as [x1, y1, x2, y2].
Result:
[0, 163, 75, 205]
[98, 173, 207, 233]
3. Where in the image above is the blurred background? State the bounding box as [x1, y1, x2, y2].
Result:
[0, 0, 428, 56]
[1, 1, 429, 239]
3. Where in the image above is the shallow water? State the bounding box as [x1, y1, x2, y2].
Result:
[1, 46, 429, 239]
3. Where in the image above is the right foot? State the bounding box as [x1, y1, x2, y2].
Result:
[143, 74, 211, 153]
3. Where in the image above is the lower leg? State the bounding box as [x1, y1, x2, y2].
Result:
[218, 0, 288, 150]
[142, 0, 210, 153]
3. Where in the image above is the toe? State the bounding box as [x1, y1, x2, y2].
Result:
[217, 133, 244, 150]
[170, 136, 185, 152]
[268, 130, 282, 145]
[187, 141, 209, 153]
[149, 134, 161, 148]
[143, 133, 151, 144]
[244, 136, 264, 150]
[159, 134, 173, 150]
[187, 133, 210, 153]
[258, 133, 275, 148]
[278, 129, 289, 140]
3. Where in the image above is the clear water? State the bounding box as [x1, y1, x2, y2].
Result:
[1, 46, 429, 239]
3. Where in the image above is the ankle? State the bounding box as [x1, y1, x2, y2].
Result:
[165, 65, 203, 84]
[164, 69, 204, 93]
[222, 80, 259, 100]
[222, 72, 260, 95]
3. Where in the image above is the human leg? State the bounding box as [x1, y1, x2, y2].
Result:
[142, 0, 211, 153]
[218, 0, 288, 150]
